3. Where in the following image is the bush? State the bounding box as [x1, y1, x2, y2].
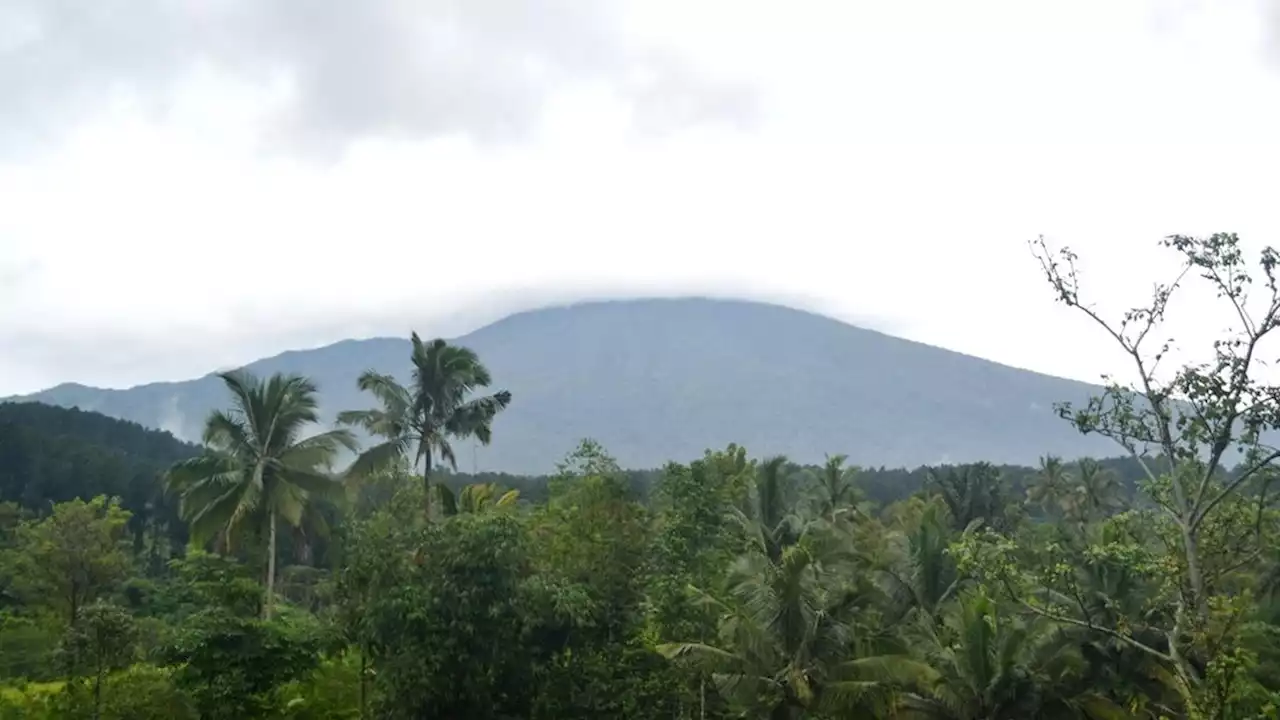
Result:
[0, 681, 60, 720]
[0, 614, 61, 682]
[47, 665, 194, 720]
[276, 651, 363, 720]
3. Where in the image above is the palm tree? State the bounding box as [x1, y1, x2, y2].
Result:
[1028, 455, 1074, 518]
[880, 500, 963, 623]
[896, 592, 1122, 719]
[437, 483, 520, 516]
[927, 463, 1013, 533]
[813, 453, 864, 523]
[660, 533, 907, 718]
[164, 370, 357, 618]
[337, 333, 511, 521]
[1069, 458, 1122, 521]
[734, 456, 805, 565]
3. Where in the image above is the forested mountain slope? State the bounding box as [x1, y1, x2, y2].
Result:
[0, 401, 198, 527]
[12, 298, 1115, 472]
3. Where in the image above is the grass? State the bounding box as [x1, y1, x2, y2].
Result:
[0, 679, 65, 701]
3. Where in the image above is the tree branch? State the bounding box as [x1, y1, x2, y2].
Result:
[1193, 448, 1280, 532]
[1015, 597, 1173, 664]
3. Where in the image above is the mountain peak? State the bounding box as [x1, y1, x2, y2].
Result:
[14, 296, 1111, 472]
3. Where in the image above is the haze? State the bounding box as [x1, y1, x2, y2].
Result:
[2, 0, 1280, 396]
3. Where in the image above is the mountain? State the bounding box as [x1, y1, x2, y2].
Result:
[0, 400, 199, 517]
[11, 297, 1115, 472]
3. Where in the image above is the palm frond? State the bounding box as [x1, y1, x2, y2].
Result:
[343, 438, 412, 482]
[278, 428, 359, 470]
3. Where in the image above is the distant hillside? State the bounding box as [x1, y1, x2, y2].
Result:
[0, 402, 199, 535]
[12, 298, 1117, 472]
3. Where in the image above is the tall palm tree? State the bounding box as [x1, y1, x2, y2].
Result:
[337, 333, 512, 521]
[164, 370, 357, 618]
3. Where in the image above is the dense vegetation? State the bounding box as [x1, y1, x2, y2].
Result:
[3, 233, 1280, 718]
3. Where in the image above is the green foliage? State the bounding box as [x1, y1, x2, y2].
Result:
[275, 652, 363, 720]
[4, 496, 132, 624]
[48, 664, 195, 720]
[0, 613, 61, 681]
[0, 402, 196, 550]
[359, 513, 538, 719]
[163, 605, 323, 719]
[533, 440, 651, 637]
[57, 601, 137, 718]
[530, 642, 682, 719]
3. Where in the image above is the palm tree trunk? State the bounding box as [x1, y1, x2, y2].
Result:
[699, 677, 706, 720]
[265, 512, 277, 619]
[423, 453, 434, 522]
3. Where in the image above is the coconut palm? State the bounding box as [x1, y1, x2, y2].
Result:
[928, 463, 1014, 533]
[1028, 455, 1075, 518]
[732, 456, 808, 565]
[164, 370, 357, 618]
[813, 453, 865, 523]
[660, 533, 908, 719]
[880, 500, 963, 624]
[896, 592, 1124, 719]
[337, 333, 511, 521]
[663, 456, 923, 718]
[437, 483, 520, 516]
[1069, 458, 1123, 521]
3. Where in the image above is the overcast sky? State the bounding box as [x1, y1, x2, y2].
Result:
[2, 0, 1280, 396]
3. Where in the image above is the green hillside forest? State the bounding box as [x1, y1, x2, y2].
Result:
[2, 233, 1280, 718]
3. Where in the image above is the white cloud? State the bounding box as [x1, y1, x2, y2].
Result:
[2, 0, 1280, 395]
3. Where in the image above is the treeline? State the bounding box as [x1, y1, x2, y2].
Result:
[0, 397, 1156, 564]
[438, 455, 1158, 510]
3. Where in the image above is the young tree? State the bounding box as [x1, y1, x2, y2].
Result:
[59, 601, 137, 719]
[8, 496, 132, 625]
[338, 333, 511, 521]
[164, 370, 356, 618]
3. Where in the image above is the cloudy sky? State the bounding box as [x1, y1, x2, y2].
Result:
[2, 0, 1280, 396]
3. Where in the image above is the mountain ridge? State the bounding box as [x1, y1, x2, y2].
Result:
[11, 297, 1115, 472]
